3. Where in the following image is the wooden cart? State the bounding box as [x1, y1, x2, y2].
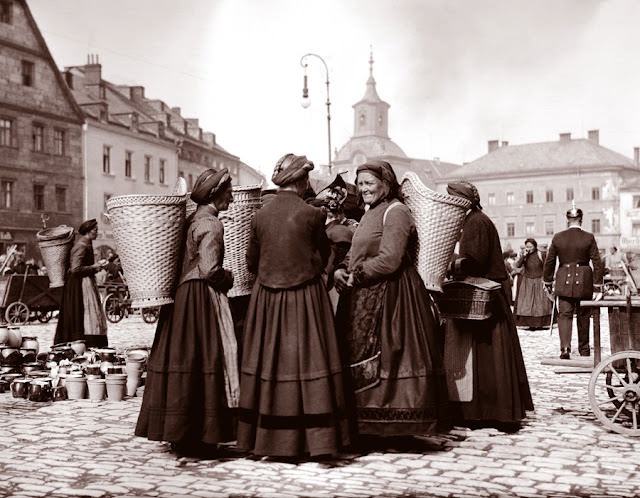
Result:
[100, 279, 159, 324]
[0, 273, 62, 325]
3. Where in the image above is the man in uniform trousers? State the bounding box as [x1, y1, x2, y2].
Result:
[543, 206, 604, 359]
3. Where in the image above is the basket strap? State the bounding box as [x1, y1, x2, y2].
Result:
[383, 201, 403, 226]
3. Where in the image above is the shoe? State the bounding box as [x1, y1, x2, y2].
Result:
[559, 348, 570, 360]
[580, 351, 591, 357]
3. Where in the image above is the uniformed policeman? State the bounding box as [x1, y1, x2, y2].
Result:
[543, 205, 604, 359]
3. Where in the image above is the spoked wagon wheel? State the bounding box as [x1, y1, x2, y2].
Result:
[36, 310, 53, 323]
[141, 306, 160, 324]
[103, 293, 124, 323]
[589, 350, 640, 436]
[5, 301, 30, 325]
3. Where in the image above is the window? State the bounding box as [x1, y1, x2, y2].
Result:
[525, 222, 535, 235]
[634, 195, 640, 209]
[0, 1, 12, 24]
[546, 190, 554, 203]
[188, 174, 193, 190]
[506, 192, 514, 205]
[159, 159, 165, 184]
[633, 222, 640, 236]
[55, 186, 66, 212]
[33, 184, 44, 211]
[32, 124, 43, 152]
[1, 180, 13, 208]
[144, 156, 151, 182]
[103, 146, 111, 174]
[526, 190, 534, 204]
[53, 129, 65, 156]
[103, 193, 112, 211]
[506, 222, 515, 237]
[545, 219, 554, 235]
[592, 219, 601, 234]
[21, 60, 34, 86]
[566, 188, 574, 201]
[99, 84, 106, 99]
[487, 193, 495, 205]
[0, 118, 14, 147]
[592, 187, 600, 201]
[125, 151, 132, 178]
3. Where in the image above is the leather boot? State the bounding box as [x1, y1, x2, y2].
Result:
[559, 348, 570, 360]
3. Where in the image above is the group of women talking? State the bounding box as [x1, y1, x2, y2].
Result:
[134, 155, 533, 460]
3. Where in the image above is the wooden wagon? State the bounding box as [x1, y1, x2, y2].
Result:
[0, 273, 62, 325]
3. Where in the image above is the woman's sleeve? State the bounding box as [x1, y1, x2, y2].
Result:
[196, 219, 233, 291]
[69, 240, 97, 277]
[354, 205, 411, 285]
[455, 216, 490, 276]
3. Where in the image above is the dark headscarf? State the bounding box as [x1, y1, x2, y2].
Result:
[78, 219, 97, 235]
[524, 238, 538, 248]
[355, 160, 401, 201]
[190, 168, 231, 205]
[447, 180, 482, 210]
[272, 154, 314, 187]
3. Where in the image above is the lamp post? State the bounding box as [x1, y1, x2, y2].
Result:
[300, 53, 332, 175]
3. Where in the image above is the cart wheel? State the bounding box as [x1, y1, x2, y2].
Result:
[5, 301, 30, 325]
[103, 293, 124, 323]
[36, 310, 53, 323]
[141, 306, 160, 324]
[589, 350, 640, 436]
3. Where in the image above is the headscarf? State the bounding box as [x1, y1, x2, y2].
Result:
[314, 174, 348, 212]
[524, 238, 538, 248]
[190, 168, 231, 205]
[355, 160, 401, 201]
[272, 153, 314, 187]
[78, 219, 97, 235]
[446, 180, 482, 209]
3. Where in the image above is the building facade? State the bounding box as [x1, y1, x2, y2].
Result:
[0, 0, 84, 261]
[435, 131, 640, 252]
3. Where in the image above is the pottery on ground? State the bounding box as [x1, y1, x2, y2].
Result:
[21, 337, 39, 355]
[64, 376, 87, 400]
[86, 378, 106, 402]
[105, 376, 126, 401]
[7, 328, 21, 348]
[70, 340, 86, 356]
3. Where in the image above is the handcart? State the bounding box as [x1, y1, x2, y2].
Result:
[0, 272, 62, 325]
[100, 278, 159, 324]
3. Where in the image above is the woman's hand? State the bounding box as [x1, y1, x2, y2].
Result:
[334, 268, 352, 293]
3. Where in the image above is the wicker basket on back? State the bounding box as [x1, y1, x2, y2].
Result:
[185, 184, 262, 297]
[400, 172, 471, 292]
[106, 184, 187, 308]
[37, 225, 74, 288]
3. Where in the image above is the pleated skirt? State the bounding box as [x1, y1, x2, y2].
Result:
[237, 279, 351, 457]
[135, 280, 234, 445]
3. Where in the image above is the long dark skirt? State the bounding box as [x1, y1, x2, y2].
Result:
[449, 290, 534, 424]
[135, 280, 234, 445]
[54, 274, 85, 345]
[335, 266, 451, 436]
[514, 275, 553, 328]
[237, 279, 351, 457]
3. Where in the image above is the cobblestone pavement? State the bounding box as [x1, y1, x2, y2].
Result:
[1, 312, 640, 497]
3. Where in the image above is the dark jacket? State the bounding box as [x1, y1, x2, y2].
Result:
[543, 226, 603, 299]
[247, 190, 330, 289]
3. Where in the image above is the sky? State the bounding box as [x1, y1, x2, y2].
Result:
[27, 0, 640, 178]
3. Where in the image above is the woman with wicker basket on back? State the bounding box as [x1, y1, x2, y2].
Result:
[445, 180, 533, 432]
[236, 153, 351, 460]
[135, 168, 239, 458]
[54, 219, 108, 348]
[333, 160, 451, 450]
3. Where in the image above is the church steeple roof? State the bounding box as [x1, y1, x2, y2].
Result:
[355, 49, 387, 105]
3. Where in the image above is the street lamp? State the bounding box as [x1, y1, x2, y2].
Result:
[300, 53, 332, 175]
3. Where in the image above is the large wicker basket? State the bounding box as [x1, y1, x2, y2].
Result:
[185, 184, 262, 297]
[401, 172, 471, 292]
[37, 225, 74, 288]
[437, 276, 501, 320]
[106, 190, 187, 308]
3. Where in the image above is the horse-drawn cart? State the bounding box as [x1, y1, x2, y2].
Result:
[0, 273, 62, 325]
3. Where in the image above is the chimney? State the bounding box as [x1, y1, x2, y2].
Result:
[64, 70, 74, 89]
[635, 147, 639, 166]
[129, 86, 145, 100]
[488, 140, 499, 153]
[559, 132, 571, 143]
[84, 54, 102, 85]
[203, 132, 216, 146]
[501, 141, 509, 147]
[588, 129, 599, 145]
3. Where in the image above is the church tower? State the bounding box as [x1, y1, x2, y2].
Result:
[353, 51, 390, 139]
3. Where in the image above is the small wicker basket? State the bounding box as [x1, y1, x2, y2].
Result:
[37, 225, 74, 288]
[437, 277, 501, 320]
[400, 172, 471, 292]
[106, 189, 187, 308]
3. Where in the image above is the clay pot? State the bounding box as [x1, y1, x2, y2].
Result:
[2, 350, 22, 366]
[28, 379, 51, 402]
[0, 346, 18, 360]
[21, 337, 39, 355]
[0, 365, 20, 375]
[51, 385, 67, 401]
[105, 376, 126, 401]
[0, 379, 8, 393]
[21, 362, 43, 375]
[10, 378, 30, 398]
[93, 348, 117, 363]
[86, 378, 106, 402]
[0, 326, 9, 345]
[64, 376, 86, 400]
[69, 340, 86, 356]
[19, 349, 37, 363]
[84, 364, 102, 377]
[7, 327, 21, 348]
[126, 370, 141, 397]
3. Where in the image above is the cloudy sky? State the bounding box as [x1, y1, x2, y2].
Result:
[29, 0, 640, 177]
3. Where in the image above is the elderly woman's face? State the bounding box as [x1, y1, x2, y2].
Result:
[214, 183, 234, 212]
[357, 172, 387, 206]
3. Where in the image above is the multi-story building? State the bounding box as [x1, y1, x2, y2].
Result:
[0, 0, 84, 260]
[435, 131, 640, 252]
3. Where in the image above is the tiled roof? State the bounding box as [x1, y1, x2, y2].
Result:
[441, 139, 636, 180]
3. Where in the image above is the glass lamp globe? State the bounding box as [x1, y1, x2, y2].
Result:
[301, 96, 311, 109]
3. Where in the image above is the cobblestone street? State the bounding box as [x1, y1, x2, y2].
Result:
[1, 313, 640, 497]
